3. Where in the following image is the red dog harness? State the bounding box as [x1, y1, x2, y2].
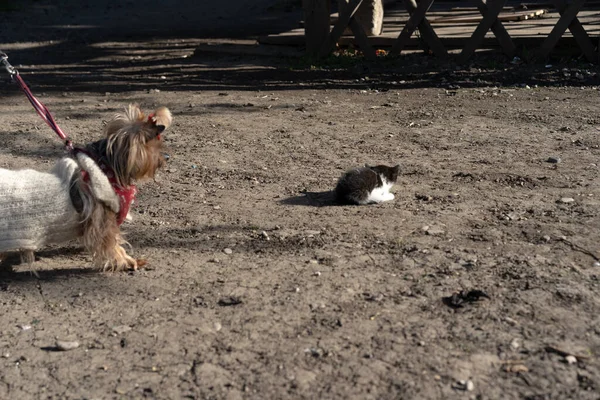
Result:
[92, 162, 137, 226]
[74, 149, 137, 226]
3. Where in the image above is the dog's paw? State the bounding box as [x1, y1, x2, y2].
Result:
[102, 255, 137, 272]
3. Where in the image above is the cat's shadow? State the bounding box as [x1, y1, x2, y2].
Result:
[279, 191, 340, 207]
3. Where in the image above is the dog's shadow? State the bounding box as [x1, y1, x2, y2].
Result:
[279, 190, 340, 207]
[0, 247, 99, 283]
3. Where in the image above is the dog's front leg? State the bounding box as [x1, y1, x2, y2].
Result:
[109, 243, 138, 271]
[83, 204, 138, 272]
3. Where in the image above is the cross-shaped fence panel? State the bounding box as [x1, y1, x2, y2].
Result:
[390, 0, 448, 57]
[302, 0, 599, 63]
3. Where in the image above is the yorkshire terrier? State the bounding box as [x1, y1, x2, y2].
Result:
[0, 104, 171, 272]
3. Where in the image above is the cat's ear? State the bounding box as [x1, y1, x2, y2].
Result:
[389, 164, 400, 181]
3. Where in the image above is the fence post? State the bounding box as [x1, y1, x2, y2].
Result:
[303, 0, 331, 57]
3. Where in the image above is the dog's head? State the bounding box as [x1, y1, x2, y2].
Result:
[104, 104, 172, 186]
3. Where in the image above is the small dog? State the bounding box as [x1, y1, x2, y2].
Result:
[0, 104, 171, 272]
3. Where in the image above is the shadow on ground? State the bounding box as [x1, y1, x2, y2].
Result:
[0, 1, 598, 95]
[1, 46, 597, 95]
[126, 223, 329, 253]
[0, 267, 100, 284]
[279, 190, 339, 207]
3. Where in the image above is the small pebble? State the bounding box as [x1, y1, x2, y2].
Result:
[566, 355, 578, 364]
[559, 197, 575, 204]
[112, 325, 132, 335]
[510, 338, 520, 350]
[425, 226, 445, 235]
[223, 248, 233, 255]
[546, 156, 561, 164]
[213, 322, 222, 332]
[55, 340, 80, 351]
[18, 325, 31, 331]
[261, 231, 270, 241]
[217, 296, 242, 306]
[466, 380, 474, 391]
[542, 235, 551, 242]
[213, 205, 221, 210]
[2, 352, 9, 358]
[308, 259, 318, 264]
[313, 271, 321, 277]
[115, 386, 128, 395]
[454, 380, 473, 391]
[505, 364, 528, 373]
[593, 261, 600, 267]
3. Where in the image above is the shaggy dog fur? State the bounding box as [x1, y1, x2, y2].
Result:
[0, 104, 171, 272]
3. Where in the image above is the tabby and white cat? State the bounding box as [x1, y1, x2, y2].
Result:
[335, 164, 400, 205]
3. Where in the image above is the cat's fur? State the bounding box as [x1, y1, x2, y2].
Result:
[335, 164, 400, 205]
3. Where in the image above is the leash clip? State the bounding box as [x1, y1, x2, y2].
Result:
[0, 51, 18, 78]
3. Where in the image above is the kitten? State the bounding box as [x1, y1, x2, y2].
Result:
[335, 164, 400, 205]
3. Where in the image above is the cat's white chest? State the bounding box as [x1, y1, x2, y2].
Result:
[365, 176, 395, 204]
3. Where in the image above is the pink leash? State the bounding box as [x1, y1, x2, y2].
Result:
[1, 51, 137, 226]
[0, 51, 73, 151]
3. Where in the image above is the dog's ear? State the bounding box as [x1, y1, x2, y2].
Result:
[148, 107, 172, 135]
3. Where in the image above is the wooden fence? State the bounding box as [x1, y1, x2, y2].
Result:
[298, 0, 599, 62]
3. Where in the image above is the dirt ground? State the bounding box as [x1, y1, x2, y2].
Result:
[1, 1, 600, 399]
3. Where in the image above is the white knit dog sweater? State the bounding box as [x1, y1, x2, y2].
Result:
[0, 153, 119, 252]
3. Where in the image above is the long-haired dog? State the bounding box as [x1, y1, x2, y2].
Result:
[0, 104, 171, 272]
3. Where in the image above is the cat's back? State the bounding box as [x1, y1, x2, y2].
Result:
[335, 167, 379, 205]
